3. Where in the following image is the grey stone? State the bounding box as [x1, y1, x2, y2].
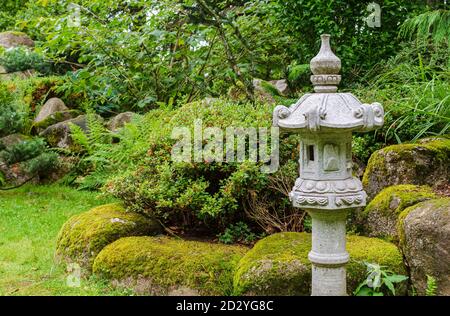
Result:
[34, 98, 69, 123]
[107, 112, 136, 131]
[40, 115, 89, 149]
[270, 79, 289, 96]
[358, 185, 437, 241]
[0, 31, 34, 49]
[401, 198, 450, 296]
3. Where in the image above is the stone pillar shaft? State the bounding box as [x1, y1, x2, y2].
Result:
[308, 209, 349, 296]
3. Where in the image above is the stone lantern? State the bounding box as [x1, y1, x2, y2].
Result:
[273, 34, 384, 296]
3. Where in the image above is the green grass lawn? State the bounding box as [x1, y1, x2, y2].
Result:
[0, 184, 130, 296]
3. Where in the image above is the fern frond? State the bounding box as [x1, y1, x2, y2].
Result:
[400, 9, 450, 44]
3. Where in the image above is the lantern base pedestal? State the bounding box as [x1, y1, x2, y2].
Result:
[307, 208, 350, 296]
[311, 265, 347, 296]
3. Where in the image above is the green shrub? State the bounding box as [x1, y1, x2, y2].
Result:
[0, 138, 46, 164]
[0, 82, 25, 137]
[22, 151, 59, 176]
[218, 222, 258, 245]
[0, 46, 50, 74]
[94, 99, 300, 234]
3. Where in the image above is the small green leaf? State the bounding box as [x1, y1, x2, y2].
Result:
[384, 277, 396, 295]
[387, 275, 409, 283]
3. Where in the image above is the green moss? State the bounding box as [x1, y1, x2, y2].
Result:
[0, 31, 28, 37]
[362, 151, 387, 188]
[56, 203, 161, 272]
[363, 185, 437, 217]
[362, 136, 450, 191]
[33, 110, 80, 130]
[233, 232, 406, 296]
[93, 236, 248, 295]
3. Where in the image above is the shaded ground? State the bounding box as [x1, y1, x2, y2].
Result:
[0, 185, 130, 296]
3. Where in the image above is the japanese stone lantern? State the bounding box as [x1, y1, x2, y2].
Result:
[273, 34, 384, 296]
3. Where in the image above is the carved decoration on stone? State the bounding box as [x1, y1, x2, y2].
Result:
[335, 195, 364, 207]
[296, 196, 329, 207]
[293, 178, 363, 194]
[323, 144, 339, 171]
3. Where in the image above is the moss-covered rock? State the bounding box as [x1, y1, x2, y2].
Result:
[33, 110, 80, 132]
[233, 232, 406, 296]
[56, 203, 162, 272]
[40, 115, 88, 150]
[358, 185, 437, 241]
[398, 198, 450, 295]
[362, 136, 450, 200]
[93, 236, 248, 295]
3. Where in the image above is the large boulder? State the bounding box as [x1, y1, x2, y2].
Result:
[107, 112, 137, 132]
[358, 185, 437, 241]
[93, 236, 247, 295]
[362, 136, 450, 200]
[56, 203, 162, 272]
[34, 98, 69, 123]
[0, 31, 34, 49]
[398, 198, 450, 295]
[233, 232, 406, 296]
[40, 115, 88, 149]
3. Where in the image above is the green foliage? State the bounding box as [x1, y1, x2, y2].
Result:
[400, 9, 450, 44]
[0, 137, 59, 180]
[0, 82, 25, 137]
[354, 39, 450, 145]
[352, 134, 383, 163]
[4, 0, 293, 111]
[0, 47, 51, 74]
[218, 222, 257, 244]
[22, 151, 59, 176]
[273, 0, 428, 82]
[287, 63, 310, 90]
[97, 99, 299, 232]
[0, 1, 30, 30]
[426, 275, 438, 296]
[0, 138, 46, 164]
[354, 262, 408, 296]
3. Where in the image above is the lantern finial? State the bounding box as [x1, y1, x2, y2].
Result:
[310, 34, 341, 93]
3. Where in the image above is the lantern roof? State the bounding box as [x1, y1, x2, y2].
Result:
[273, 34, 384, 133]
